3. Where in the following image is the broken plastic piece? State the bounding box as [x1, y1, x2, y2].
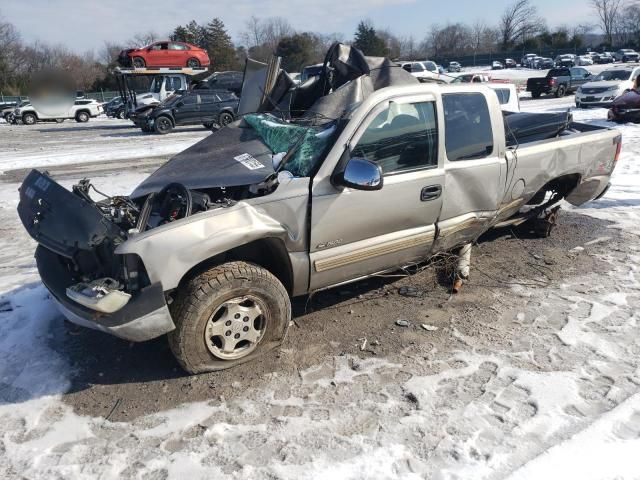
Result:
[66, 278, 131, 314]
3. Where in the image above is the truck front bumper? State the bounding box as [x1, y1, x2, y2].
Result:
[36, 245, 175, 342]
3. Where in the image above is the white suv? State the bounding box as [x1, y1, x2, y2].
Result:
[17, 99, 103, 125]
[401, 61, 439, 82]
[575, 66, 640, 108]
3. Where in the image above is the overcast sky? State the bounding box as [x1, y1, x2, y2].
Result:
[2, 0, 594, 54]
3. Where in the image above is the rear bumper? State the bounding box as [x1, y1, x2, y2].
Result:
[36, 246, 175, 342]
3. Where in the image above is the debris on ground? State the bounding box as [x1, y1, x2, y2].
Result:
[421, 324, 439, 332]
[395, 320, 410, 327]
[398, 286, 424, 298]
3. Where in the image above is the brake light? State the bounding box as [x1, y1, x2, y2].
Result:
[614, 135, 622, 165]
[549, 78, 556, 86]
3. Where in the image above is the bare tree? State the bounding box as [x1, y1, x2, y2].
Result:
[591, 0, 622, 46]
[499, 0, 545, 49]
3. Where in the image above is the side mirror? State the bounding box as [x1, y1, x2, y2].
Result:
[333, 158, 383, 191]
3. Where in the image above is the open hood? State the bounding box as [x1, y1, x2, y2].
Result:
[131, 124, 275, 198]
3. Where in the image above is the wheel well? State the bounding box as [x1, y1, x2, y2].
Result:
[23, 111, 37, 119]
[157, 114, 174, 126]
[177, 238, 294, 295]
[527, 174, 581, 205]
[76, 109, 90, 117]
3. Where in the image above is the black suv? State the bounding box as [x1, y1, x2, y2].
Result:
[139, 91, 239, 134]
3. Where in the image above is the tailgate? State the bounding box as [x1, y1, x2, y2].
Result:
[526, 78, 548, 89]
[17, 170, 124, 258]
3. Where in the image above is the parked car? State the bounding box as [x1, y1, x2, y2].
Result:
[575, 66, 640, 108]
[15, 99, 103, 125]
[593, 52, 615, 64]
[554, 54, 576, 68]
[104, 97, 125, 119]
[576, 55, 594, 66]
[448, 61, 462, 72]
[537, 57, 554, 69]
[504, 58, 517, 68]
[608, 89, 640, 122]
[17, 75, 620, 373]
[492, 61, 504, 70]
[118, 41, 210, 69]
[193, 71, 244, 96]
[521, 53, 537, 68]
[401, 61, 439, 82]
[526, 67, 592, 98]
[143, 90, 239, 134]
[614, 49, 640, 63]
[450, 73, 490, 84]
[2, 101, 24, 122]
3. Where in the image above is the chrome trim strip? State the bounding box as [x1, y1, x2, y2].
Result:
[314, 232, 434, 272]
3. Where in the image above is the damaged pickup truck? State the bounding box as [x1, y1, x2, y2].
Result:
[18, 44, 621, 374]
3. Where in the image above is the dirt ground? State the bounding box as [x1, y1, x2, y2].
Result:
[58, 210, 621, 421]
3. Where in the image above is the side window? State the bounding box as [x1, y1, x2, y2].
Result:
[443, 93, 494, 161]
[425, 62, 437, 72]
[169, 43, 188, 50]
[413, 63, 425, 72]
[570, 68, 580, 77]
[402, 64, 412, 73]
[150, 43, 162, 51]
[180, 95, 197, 105]
[351, 101, 438, 175]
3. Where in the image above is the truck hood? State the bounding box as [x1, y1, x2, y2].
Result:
[131, 123, 275, 198]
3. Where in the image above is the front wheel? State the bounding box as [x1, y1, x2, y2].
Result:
[132, 57, 146, 68]
[187, 58, 200, 68]
[168, 261, 291, 374]
[22, 113, 37, 125]
[154, 115, 173, 134]
[117, 109, 126, 120]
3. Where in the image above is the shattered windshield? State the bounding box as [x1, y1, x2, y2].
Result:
[595, 70, 632, 81]
[244, 113, 336, 177]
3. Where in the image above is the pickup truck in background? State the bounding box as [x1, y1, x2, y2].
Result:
[17, 45, 621, 374]
[526, 67, 593, 98]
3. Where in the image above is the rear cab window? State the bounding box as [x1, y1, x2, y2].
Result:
[442, 93, 493, 161]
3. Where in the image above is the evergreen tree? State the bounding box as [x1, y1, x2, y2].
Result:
[205, 18, 238, 70]
[275, 33, 315, 72]
[353, 21, 388, 56]
[170, 25, 190, 43]
[185, 20, 207, 48]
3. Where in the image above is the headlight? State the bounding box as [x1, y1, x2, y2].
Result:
[606, 85, 620, 92]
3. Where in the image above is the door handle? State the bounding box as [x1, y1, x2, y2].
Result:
[421, 185, 442, 201]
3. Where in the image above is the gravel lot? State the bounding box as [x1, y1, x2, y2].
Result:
[0, 96, 639, 479]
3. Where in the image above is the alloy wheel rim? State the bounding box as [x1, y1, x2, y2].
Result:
[204, 296, 267, 360]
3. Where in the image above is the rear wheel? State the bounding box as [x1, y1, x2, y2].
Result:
[531, 91, 541, 99]
[22, 113, 37, 125]
[218, 111, 234, 127]
[555, 85, 566, 98]
[132, 57, 146, 68]
[75, 111, 89, 123]
[168, 261, 291, 374]
[187, 58, 200, 68]
[55, 118, 64, 124]
[202, 122, 213, 129]
[154, 115, 173, 134]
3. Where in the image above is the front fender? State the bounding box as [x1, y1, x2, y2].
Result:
[115, 202, 289, 291]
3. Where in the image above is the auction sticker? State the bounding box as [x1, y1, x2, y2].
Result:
[234, 153, 265, 170]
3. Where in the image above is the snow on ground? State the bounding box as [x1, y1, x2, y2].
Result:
[0, 118, 209, 173]
[0, 97, 639, 479]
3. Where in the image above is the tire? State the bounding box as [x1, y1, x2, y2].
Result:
[218, 111, 234, 127]
[202, 122, 213, 129]
[75, 111, 90, 123]
[168, 261, 291, 374]
[187, 58, 200, 68]
[141, 125, 152, 133]
[117, 109, 126, 120]
[132, 57, 146, 68]
[22, 113, 37, 125]
[555, 85, 566, 98]
[154, 115, 173, 134]
[55, 118, 64, 124]
[531, 91, 541, 99]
